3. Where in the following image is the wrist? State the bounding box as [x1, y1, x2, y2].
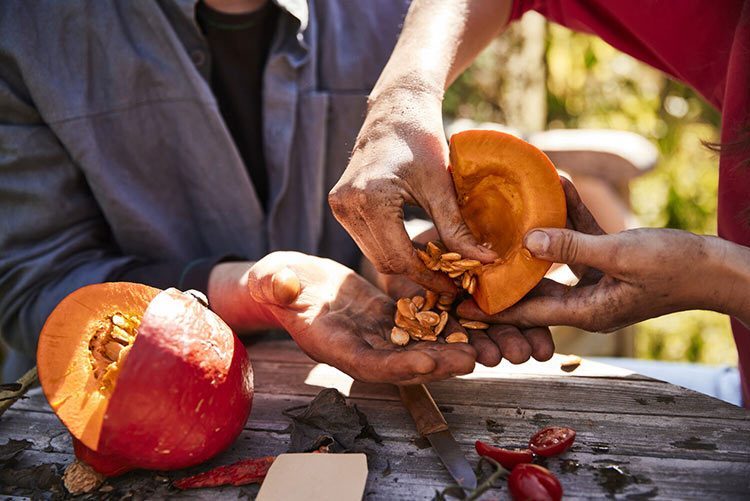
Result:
[207, 261, 281, 333]
[703, 237, 750, 322]
[368, 73, 444, 111]
[355, 89, 445, 154]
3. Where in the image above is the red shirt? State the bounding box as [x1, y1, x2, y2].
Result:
[510, 0, 750, 405]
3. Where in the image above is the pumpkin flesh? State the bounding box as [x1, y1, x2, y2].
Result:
[449, 130, 567, 314]
[36, 283, 159, 452]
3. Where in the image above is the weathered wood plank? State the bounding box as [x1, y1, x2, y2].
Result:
[2, 405, 749, 500]
[6, 391, 750, 464]
[2, 339, 749, 500]
[249, 359, 749, 421]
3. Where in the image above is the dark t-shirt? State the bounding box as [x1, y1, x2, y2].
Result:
[196, 0, 280, 210]
[117, 2, 282, 294]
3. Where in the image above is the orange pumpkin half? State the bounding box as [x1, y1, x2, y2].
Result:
[37, 282, 253, 476]
[449, 130, 566, 314]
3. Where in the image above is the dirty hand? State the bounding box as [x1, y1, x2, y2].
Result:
[328, 89, 497, 297]
[369, 227, 554, 367]
[458, 179, 745, 332]
[246, 252, 477, 384]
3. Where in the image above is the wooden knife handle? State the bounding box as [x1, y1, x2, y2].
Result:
[398, 384, 449, 436]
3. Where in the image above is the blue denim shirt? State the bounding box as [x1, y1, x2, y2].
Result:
[0, 0, 410, 355]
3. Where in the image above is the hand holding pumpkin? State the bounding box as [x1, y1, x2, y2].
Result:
[328, 89, 497, 297]
[242, 251, 478, 384]
[458, 179, 750, 332]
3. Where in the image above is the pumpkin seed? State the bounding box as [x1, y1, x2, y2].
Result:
[453, 259, 481, 270]
[411, 295, 425, 310]
[461, 273, 472, 290]
[441, 252, 461, 261]
[416, 311, 440, 327]
[396, 298, 416, 320]
[416, 249, 432, 267]
[446, 332, 469, 344]
[434, 311, 448, 335]
[459, 319, 490, 330]
[390, 327, 410, 346]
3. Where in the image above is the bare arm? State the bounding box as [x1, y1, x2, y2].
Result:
[329, 0, 513, 296]
[370, 0, 512, 101]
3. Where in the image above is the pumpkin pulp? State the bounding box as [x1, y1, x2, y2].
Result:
[87, 312, 140, 394]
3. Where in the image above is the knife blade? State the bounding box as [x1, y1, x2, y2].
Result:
[398, 384, 477, 490]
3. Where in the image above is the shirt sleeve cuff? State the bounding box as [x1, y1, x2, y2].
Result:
[178, 255, 246, 293]
[111, 255, 245, 293]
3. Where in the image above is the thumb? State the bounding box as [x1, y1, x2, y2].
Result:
[426, 181, 497, 264]
[250, 266, 301, 306]
[524, 228, 614, 269]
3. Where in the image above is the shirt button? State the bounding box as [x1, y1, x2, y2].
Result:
[190, 49, 206, 67]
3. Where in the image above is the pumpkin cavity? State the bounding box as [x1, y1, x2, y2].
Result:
[88, 312, 140, 393]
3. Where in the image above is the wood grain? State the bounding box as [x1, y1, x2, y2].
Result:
[1, 338, 748, 500]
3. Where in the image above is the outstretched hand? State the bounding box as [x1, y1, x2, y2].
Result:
[328, 90, 497, 298]
[458, 178, 727, 333]
[247, 251, 477, 385]
[371, 234, 555, 369]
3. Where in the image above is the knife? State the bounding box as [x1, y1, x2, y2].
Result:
[398, 384, 477, 490]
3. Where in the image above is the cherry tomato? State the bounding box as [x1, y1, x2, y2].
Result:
[508, 463, 563, 501]
[475, 440, 533, 470]
[528, 427, 576, 457]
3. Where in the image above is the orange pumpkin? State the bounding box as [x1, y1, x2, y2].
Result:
[449, 130, 567, 314]
[37, 283, 253, 476]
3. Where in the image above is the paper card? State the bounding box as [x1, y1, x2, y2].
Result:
[257, 453, 368, 501]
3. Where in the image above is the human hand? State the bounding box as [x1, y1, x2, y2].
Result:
[457, 179, 731, 332]
[247, 251, 477, 384]
[328, 89, 497, 298]
[365, 228, 554, 368]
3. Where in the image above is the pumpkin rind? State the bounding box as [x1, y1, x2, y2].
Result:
[37, 283, 253, 475]
[449, 130, 567, 314]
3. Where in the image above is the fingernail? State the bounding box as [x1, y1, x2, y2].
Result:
[272, 267, 301, 305]
[525, 231, 550, 256]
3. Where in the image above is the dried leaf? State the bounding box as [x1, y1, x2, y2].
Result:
[0, 438, 32, 463]
[284, 388, 381, 453]
[0, 463, 62, 491]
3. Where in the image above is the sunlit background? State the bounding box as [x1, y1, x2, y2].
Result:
[444, 15, 734, 365]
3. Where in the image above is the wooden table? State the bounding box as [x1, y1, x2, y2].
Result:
[2, 337, 749, 499]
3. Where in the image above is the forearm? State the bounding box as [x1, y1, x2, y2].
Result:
[207, 261, 280, 333]
[706, 237, 750, 327]
[370, 0, 512, 102]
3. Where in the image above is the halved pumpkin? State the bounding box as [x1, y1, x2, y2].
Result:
[37, 283, 253, 476]
[449, 130, 566, 314]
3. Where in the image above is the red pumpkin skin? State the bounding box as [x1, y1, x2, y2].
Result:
[76, 288, 253, 474]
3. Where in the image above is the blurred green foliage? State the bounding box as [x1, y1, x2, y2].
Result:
[445, 23, 736, 365]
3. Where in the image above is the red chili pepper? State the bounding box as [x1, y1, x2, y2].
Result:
[173, 456, 275, 489]
[529, 427, 576, 457]
[508, 463, 563, 501]
[475, 440, 534, 470]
